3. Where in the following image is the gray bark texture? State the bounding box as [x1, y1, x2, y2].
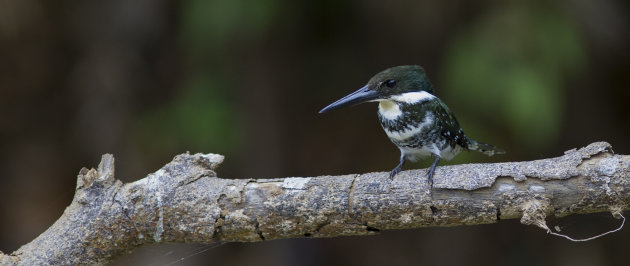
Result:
[1, 142, 629, 265]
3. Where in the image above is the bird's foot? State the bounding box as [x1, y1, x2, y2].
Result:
[426, 156, 441, 189]
[389, 166, 402, 180]
[389, 154, 406, 180]
[426, 168, 434, 189]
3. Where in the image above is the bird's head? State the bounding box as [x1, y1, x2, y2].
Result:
[319, 65, 434, 113]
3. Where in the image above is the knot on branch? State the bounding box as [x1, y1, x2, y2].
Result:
[178, 153, 225, 172]
[164, 152, 225, 185]
[76, 154, 115, 189]
[74, 154, 117, 204]
[519, 196, 552, 230]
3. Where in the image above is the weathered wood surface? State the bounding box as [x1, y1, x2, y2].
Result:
[1, 142, 628, 265]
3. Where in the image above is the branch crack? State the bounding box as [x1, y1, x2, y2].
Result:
[347, 174, 359, 212]
[255, 221, 265, 241]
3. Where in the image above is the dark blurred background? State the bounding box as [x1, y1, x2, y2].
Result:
[1, 0, 629, 265]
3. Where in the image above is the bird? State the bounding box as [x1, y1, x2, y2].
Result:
[319, 65, 504, 187]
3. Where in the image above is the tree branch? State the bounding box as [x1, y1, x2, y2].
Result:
[1, 142, 628, 265]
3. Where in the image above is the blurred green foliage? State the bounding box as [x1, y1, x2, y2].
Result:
[180, 0, 279, 54]
[134, 0, 283, 156]
[441, 2, 585, 150]
[134, 74, 241, 155]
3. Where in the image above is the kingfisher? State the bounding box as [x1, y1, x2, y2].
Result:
[319, 65, 504, 186]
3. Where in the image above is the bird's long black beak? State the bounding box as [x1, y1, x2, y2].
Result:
[319, 85, 380, 113]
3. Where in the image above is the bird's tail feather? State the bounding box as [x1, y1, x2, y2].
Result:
[467, 138, 505, 156]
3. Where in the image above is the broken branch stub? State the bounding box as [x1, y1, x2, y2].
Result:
[1, 142, 629, 265]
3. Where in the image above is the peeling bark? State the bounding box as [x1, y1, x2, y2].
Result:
[1, 142, 629, 265]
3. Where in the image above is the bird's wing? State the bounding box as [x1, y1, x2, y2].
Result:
[430, 98, 469, 149]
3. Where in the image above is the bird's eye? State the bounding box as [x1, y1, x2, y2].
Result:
[385, 79, 396, 88]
